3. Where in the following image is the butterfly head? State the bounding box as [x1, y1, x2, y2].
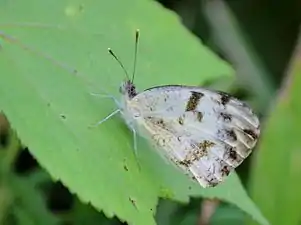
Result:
[120, 80, 137, 99]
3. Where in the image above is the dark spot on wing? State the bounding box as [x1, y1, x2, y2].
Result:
[224, 145, 245, 166]
[198, 140, 215, 151]
[178, 159, 192, 167]
[196, 111, 203, 122]
[186, 91, 204, 111]
[221, 165, 231, 176]
[227, 130, 237, 141]
[192, 175, 219, 187]
[178, 116, 184, 125]
[192, 175, 197, 181]
[216, 91, 231, 105]
[220, 93, 231, 105]
[243, 129, 258, 140]
[220, 112, 232, 122]
[229, 148, 237, 160]
[190, 144, 206, 160]
[218, 129, 237, 141]
[179, 140, 215, 167]
[157, 119, 164, 125]
[208, 178, 219, 187]
[153, 118, 167, 130]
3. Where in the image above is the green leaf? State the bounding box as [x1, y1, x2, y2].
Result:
[0, 1, 266, 225]
[247, 37, 301, 225]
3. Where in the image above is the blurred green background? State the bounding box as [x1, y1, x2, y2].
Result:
[0, 0, 301, 225]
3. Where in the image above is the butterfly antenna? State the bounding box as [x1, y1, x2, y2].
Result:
[131, 29, 139, 83]
[108, 48, 130, 81]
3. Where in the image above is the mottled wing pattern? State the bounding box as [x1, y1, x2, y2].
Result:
[130, 85, 260, 187]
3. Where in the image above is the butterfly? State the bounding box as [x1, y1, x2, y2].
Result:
[94, 29, 260, 188]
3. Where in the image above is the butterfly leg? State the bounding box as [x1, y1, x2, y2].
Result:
[90, 92, 121, 108]
[132, 127, 138, 156]
[91, 109, 121, 127]
[89, 92, 121, 127]
[129, 126, 141, 170]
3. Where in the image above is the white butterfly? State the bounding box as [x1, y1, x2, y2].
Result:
[94, 29, 260, 188]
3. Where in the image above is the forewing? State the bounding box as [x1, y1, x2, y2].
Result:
[132, 85, 260, 187]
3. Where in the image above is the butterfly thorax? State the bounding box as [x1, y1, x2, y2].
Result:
[119, 80, 141, 129]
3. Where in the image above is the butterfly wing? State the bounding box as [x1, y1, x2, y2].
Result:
[130, 85, 260, 187]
